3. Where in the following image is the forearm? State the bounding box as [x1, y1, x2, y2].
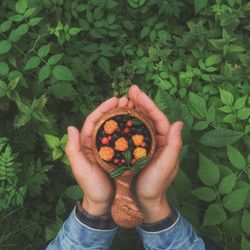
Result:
[46, 201, 118, 250]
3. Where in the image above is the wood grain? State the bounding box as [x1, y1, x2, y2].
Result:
[92, 107, 156, 228]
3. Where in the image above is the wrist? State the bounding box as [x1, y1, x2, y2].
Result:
[138, 195, 171, 223]
[82, 197, 111, 216]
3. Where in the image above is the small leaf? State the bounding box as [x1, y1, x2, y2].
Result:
[110, 166, 128, 178]
[0, 40, 11, 55]
[219, 88, 234, 105]
[44, 134, 61, 149]
[218, 173, 237, 195]
[197, 153, 220, 186]
[50, 82, 77, 100]
[223, 189, 248, 212]
[52, 149, 63, 160]
[98, 57, 110, 75]
[219, 105, 233, 113]
[15, 0, 28, 14]
[190, 187, 217, 201]
[203, 203, 226, 226]
[227, 145, 246, 170]
[241, 235, 250, 250]
[38, 43, 51, 58]
[130, 156, 150, 171]
[195, 0, 208, 14]
[205, 55, 222, 67]
[206, 104, 215, 122]
[68, 27, 82, 35]
[234, 96, 247, 110]
[52, 65, 75, 81]
[64, 185, 83, 199]
[56, 199, 66, 215]
[241, 210, 250, 235]
[29, 17, 43, 26]
[24, 56, 40, 70]
[189, 92, 207, 119]
[39, 65, 51, 83]
[193, 121, 208, 130]
[0, 20, 12, 33]
[123, 149, 131, 166]
[48, 54, 63, 65]
[238, 108, 250, 120]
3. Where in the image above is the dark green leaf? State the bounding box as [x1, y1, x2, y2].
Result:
[110, 166, 128, 178]
[203, 203, 226, 226]
[52, 65, 75, 81]
[98, 57, 110, 75]
[190, 187, 216, 201]
[64, 185, 83, 199]
[223, 189, 248, 212]
[218, 173, 237, 195]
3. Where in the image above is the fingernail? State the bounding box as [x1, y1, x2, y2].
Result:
[67, 126, 74, 139]
[175, 122, 184, 135]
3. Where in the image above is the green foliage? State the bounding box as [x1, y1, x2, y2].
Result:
[0, 0, 250, 249]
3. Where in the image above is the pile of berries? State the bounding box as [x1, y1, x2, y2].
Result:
[96, 114, 151, 167]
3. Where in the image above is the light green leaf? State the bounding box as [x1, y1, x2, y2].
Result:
[219, 105, 233, 113]
[219, 88, 234, 105]
[140, 26, 150, 39]
[218, 173, 237, 195]
[190, 187, 216, 201]
[223, 189, 248, 212]
[223, 113, 236, 124]
[64, 185, 83, 199]
[189, 92, 207, 119]
[195, 0, 208, 14]
[29, 17, 43, 26]
[24, 56, 41, 70]
[234, 96, 247, 110]
[227, 145, 246, 170]
[52, 149, 63, 160]
[199, 128, 244, 147]
[205, 55, 222, 67]
[9, 24, 29, 42]
[193, 121, 208, 130]
[15, 0, 28, 14]
[98, 57, 110, 75]
[48, 54, 63, 65]
[0, 20, 12, 33]
[0, 62, 9, 76]
[202, 203, 226, 226]
[52, 65, 75, 81]
[39, 65, 51, 83]
[206, 104, 215, 122]
[197, 153, 220, 186]
[0, 80, 8, 97]
[38, 43, 51, 58]
[68, 27, 82, 35]
[238, 108, 250, 120]
[0, 40, 11, 55]
[44, 134, 61, 149]
[241, 210, 250, 235]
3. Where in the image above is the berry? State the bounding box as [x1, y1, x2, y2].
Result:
[130, 158, 136, 164]
[133, 147, 147, 159]
[121, 159, 126, 164]
[101, 137, 109, 145]
[116, 152, 123, 159]
[145, 136, 151, 143]
[124, 127, 130, 133]
[114, 137, 128, 151]
[104, 119, 118, 134]
[116, 128, 121, 132]
[126, 120, 133, 126]
[99, 146, 114, 161]
[114, 158, 120, 164]
[136, 127, 143, 134]
[132, 134, 144, 146]
[108, 135, 112, 140]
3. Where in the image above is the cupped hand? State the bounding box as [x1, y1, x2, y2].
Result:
[128, 85, 184, 223]
[65, 96, 133, 216]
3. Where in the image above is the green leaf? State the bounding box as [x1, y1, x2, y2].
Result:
[223, 113, 236, 124]
[130, 156, 150, 171]
[190, 187, 217, 201]
[0, 40, 11, 55]
[15, 0, 28, 14]
[219, 105, 233, 113]
[205, 55, 222, 67]
[193, 121, 208, 130]
[222, 217, 242, 237]
[39, 65, 51, 83]
[218, 173, 237, 195]
[234, 96, 247, 110]
[0, 62, 9, 76]
[140, 26, 150, 39]
[9, 24, 29, 42]
[202, 203, 226, 226]
[123, 149, 131, 166]
[37, 43, 51, 58]
[56, 198, 66, 215]
[50, 82, 77, 100]
[227, 145, 246, 170]
[197, 153, 220, 186]
[98, 57, 110, 75]
[68, 27, 82, 35]
[52, 148, 63, 160]
[241, 210, 250, 235]
[48, 54, 63, 65]
[219, 88, 234, 105]
[223, 189, 248, 212]
[189, 92, 206, 119]
[241, 235, 250, 250]
[28, 17, 43, 26]
[238, 108, 250, 120]
[24, 56, 40, 70]
[0, 20, 12, 33]
[44, 134, 60, 149]
[206, 104, 215, 122]
[199, 128, 244, 147]
[110, 166, 127, 178]
[52, 65, 75, 81]
[64, 185, 83, 199]
[195, 0, 208, 14]
[0, 80, 8, 97]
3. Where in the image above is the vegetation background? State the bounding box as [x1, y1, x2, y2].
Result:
[0, 0, 250, 249]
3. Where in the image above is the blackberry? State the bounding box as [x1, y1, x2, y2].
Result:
[115, 152, 123, 159]
[145, 136, 151, 143]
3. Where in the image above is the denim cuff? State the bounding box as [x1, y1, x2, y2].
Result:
[139, 207, 179, 232]
[75, 200, 117, 230]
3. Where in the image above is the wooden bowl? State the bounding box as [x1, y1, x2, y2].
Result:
[92, 107, 156, 228]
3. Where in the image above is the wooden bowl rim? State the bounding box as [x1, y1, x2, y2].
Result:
[92, 107, 156, 177]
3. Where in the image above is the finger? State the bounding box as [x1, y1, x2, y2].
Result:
[66, 126, 92, 178]
[81, 97, 119, 141]
[127, 99, 134, 108]
[118, 96, 129, 107]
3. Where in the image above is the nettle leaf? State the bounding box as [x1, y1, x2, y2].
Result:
[223, 189, 248, 212]
[189, 92, 206, 119]
[24, 56, 41, 70]
[202, 203, 226, 226]
[197, 153, 220, 186]
[64, 185, 83, 199]
[234, 96, 247, 110]
[241, 210, 250, 235]
[98, 57, 110, 75]
[195, 0, 208, 14]
[39, 65, 51, 83]
[219, 105, 233, 113]
[218, 173, 237, 195]
[48, 53, 63, 65]
[205, 55, 222, 67]
[44, 134, 60, 149]
[190, 187, 216, 201]
[38, 43, 51, 58]
[219, 88, 234, 105]
[0, 40, 12, 55]
[50, 82, 77, 100]
[52, 65, 75, 81]
[227, 145, 246, 170]
[199, 128, 244, 147]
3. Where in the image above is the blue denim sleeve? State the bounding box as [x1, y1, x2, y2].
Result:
[46, 206, 118, 250]
[136, 209, 205, 250]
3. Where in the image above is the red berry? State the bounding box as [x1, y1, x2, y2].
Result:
[101, 137, 109, 145]
[121, 159, 126, 164]
[116, 127, 121, 132]
[141, 142, 146, 147]
[124, 127, 130, 133]
[130, 158, 136, 164]
[114, 158, 119, 164]
[127, 121, 133, 127]
[108, 135, 112, 140]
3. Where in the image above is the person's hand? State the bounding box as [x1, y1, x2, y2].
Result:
[65, 96, 134, 216]
[128, 85, 184, 223]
